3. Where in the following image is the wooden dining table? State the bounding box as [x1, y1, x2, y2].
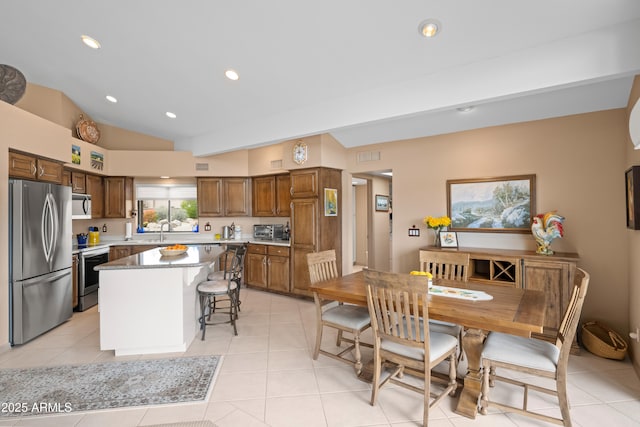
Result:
[309, 270, 546, 419]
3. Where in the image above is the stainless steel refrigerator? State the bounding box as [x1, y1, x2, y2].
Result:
[9, 179, 72, 345]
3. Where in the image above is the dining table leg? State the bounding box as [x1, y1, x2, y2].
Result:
[454, 327, 487, 419]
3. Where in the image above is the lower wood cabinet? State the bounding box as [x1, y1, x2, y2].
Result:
[109, 244, 159, 261]
[245, 244, 290, 293]
[420, 246, 579, 347]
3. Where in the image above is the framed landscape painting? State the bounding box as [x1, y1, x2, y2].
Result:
[447, 174, 535, 233]
[626, 166, 640, 230]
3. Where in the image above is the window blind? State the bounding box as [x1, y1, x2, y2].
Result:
[136, 184, 197, 200]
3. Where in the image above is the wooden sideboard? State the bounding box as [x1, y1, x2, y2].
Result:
[419, 246, 580, 347]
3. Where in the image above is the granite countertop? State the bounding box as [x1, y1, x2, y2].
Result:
[72, 236, 290, 254]
[96, 245, 223, 270]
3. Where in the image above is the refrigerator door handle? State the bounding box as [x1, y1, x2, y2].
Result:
[19, 268, 70, 288]
[41, 192, 57, 267]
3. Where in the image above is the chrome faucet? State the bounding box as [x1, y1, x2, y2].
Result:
[159, 222, 171, 242]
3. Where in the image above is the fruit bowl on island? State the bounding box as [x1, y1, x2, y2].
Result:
[159, 244, 188, 257]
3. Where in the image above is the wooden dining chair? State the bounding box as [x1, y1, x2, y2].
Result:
[419, 250, 470, 360]
[480, 268, 590, 426]
[308, 249, 371, 374]
[364, 269, 458, 426]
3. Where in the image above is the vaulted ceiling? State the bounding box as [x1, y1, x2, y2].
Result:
[2, 1, 640, 156]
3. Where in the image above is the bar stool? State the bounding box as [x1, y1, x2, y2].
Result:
[206, 244, 246, 313]
[197, 252, 242, 338]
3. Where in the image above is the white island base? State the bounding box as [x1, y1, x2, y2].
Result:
[97, 246, 220, 356]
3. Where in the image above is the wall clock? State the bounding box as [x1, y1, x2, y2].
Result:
[293, 141, 308, 165]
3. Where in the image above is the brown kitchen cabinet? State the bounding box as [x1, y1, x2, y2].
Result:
[197, 177, 251, 217]
[252, 174, 291, 217]
[245, 244, 290, 292]
[71, 171, 87, 193]
[62, 169, 72, 187]
[109, 244, 159, 261]
[104, 176, 134, 218]
[85, 174, 104, 218]
[290, 167, 342, 297]
[9, 151, 64, 184]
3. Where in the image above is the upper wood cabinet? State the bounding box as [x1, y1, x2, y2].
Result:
[71, 171, 87, 193]
[198, 177, 251, 217]
[9, 151, 63, 184]
[86, 174, 104, 218]
[62, 169, 72, 187]
[104, 177, 134, 218]
[252, 174, 291, 217]
[290, 169, 318, 198]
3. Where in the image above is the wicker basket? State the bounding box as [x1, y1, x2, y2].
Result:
[581, 321, 628, 360]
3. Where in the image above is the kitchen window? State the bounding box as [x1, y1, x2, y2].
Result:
[136, 183, 198, 233]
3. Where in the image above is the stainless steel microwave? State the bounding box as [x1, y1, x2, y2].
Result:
[72, 193, 92, 219]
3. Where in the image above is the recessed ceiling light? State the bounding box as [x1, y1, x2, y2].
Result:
[418, 19, 441, 38]
[225, 69, 239, 81]
[81, 35, 101, 49]
[457, 106, 474, 112]
[166, 112, 177, 119]
[160, 176, 170, 179]
[106, 95, 117, 103]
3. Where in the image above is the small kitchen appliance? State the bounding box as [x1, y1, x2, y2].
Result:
[253, 224, 285, 240]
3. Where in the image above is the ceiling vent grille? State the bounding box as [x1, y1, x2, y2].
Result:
[270, 159, 283, 169]
[356, 151, 381, 162]
[195, 162, 209, 171]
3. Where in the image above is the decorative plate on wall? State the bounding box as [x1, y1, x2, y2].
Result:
[0, 64, 27, 105]
[76, 114, 101, 144]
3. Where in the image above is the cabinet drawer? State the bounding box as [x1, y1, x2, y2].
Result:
[248, 244, 267, 254]
[268, 246, 290, 257]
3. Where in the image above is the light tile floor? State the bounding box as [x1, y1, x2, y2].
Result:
[1, 287, 639, 426]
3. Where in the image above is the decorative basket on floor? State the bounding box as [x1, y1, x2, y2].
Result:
[581, 321, 628, 360]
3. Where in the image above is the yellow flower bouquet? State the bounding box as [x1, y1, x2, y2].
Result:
[423, 215, 451, 247]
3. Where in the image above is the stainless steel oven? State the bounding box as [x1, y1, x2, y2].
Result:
[77, 246, 109, 311]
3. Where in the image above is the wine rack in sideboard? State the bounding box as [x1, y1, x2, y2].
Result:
[419, 246, 580, 349]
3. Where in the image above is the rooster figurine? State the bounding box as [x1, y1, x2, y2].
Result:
[531, 211, 565, 255]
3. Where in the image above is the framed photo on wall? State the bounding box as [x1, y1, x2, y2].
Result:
[375, 194, 389, 212]
[439, 231, 458, 248]
[626, 166, 640, 230]
[324, 188, 338, 216]
[447, 174, 535, 233]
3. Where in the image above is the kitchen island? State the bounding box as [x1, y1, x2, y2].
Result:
[96, 245, 222, 356]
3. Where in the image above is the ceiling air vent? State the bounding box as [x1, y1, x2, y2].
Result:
[270, 159, 283, 169]
[195, 162, 209, 171]
[356, 151, 381, 162]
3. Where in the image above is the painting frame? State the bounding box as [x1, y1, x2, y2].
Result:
[439, 231, 458, 248]
[626, 166, 640, 230]
[324, 188, 338, 216]
[447, 174, 536, 233]
[375, 194, 389, 212]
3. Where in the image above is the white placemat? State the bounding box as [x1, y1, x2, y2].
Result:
[429, 285, 493, 301]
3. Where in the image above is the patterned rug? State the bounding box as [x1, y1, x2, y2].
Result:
[0, 355, 222, 418]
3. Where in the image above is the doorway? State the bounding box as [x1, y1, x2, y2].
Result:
[352, 171, 392, 271]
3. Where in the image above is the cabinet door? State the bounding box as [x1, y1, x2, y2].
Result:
[291, 198, 317, 247]
[253, 176, 276, 216]
[198, 178, 224, 216]
[104, 177, 126, 218]
[109, 246, 131, 261]
[275, 174, 291, 217]
[36, 158, 63, 184]
[71, 171, 86, 193]
[290, 169, 318, 198]
[291, 247, 314, 296]
[268, 255, 290, 292]
[246, 252, 268, 288]
[85, 174, 104, 218]
[62, 170, 72, 187]
[8, 151, 37, 179]
[224, 178, 251, 216]
[522, 260, 570, 335]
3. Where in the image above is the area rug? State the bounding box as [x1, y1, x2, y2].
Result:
[0, 355, 222, 418]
